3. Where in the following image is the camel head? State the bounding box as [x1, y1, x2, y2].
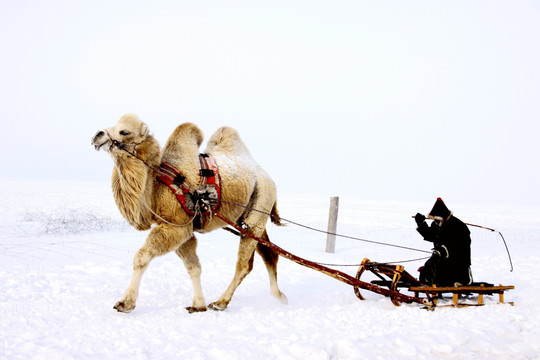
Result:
[92, 114, 149, 153]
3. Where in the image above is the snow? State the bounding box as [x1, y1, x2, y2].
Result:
[1, 178, 539, 360]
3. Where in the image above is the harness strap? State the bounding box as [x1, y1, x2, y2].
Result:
[157, 154, 220, 216]
[202, 155, 219, 187]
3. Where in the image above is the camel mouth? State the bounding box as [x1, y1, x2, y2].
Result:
[92, 131, 112, 152]
[94, 141, 110, 151]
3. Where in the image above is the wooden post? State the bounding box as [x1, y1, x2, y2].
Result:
[326, 196, 339, 253]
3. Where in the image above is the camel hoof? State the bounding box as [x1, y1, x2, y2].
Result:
[208, 302, 227, 311]
[114, 300, 135, 313]
[186, 306, 207, 313]
[275, 291, 288, 305]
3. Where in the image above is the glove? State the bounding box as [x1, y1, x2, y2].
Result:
[414, 213, 426, 226]
[432, 245, 448, 258]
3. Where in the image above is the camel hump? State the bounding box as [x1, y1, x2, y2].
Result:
[168, 123, 204, 147]
[205, 126, 250, 155]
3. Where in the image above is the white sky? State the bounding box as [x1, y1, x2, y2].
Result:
[1, 1, 538, 207]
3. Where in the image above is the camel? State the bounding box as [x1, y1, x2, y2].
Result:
[91, 114, 287, 313]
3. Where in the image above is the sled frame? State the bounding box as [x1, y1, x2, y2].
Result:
[408, 283, 515, 307]
[354, 258, 434, 306]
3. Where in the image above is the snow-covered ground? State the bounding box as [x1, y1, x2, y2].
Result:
[1, 178, 539, 359]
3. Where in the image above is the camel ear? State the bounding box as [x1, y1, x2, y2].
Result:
[140, 123, 149, 137]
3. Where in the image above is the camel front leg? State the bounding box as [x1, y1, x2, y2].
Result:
[114, 224, 192, 313]
[114, 248, 153, 313]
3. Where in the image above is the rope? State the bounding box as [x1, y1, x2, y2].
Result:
[219, 199, 431, 255]
[109, 138, 513, 274]
[110, 139, 204, 228]
[465, 222, 513, 272]
[111, 140, 431, 259]
[111, 140, 162, 174]
[113, 161, 198, 228]
[315, 256, 431, 268]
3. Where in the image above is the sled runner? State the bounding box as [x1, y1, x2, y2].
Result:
[408, 283, 515, 307]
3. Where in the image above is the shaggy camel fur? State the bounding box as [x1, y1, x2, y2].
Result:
[91, 114, 287, 313]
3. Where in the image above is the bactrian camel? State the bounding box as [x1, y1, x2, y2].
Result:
[91, 114, 287, 313]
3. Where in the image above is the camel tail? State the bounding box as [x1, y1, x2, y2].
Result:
[270, 202, 285, 227]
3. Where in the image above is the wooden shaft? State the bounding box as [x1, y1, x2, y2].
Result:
[214, 211, 428, 306]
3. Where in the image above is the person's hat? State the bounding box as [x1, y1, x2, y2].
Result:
[427, 197, 452, 221]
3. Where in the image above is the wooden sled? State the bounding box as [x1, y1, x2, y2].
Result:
[356, 258, 514, 308]
[408, 283, 515, 307]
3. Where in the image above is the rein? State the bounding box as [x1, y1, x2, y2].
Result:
[111, 139, 162, 175]
[110, 140, 200, 227]
[218, 198, 431, 255]
[110, 139, 432, 264]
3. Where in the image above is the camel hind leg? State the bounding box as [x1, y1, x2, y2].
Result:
[175, 235, 207, 313]
[209, 235, 258, 311]
[209, 226, 287, 311]
[209, 177, 287, 311]
[256, 232, 288, 304]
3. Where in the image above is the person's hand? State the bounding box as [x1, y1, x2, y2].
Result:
[414, 213, 426, 225]
[432, 245, 448, 258]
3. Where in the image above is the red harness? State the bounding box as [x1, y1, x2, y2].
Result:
[157, 154, 221, 216]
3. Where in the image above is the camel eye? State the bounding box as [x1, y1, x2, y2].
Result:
[119, 130, 130, 136]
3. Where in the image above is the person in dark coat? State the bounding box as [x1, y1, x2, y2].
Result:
[414, 198, 473, 286]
